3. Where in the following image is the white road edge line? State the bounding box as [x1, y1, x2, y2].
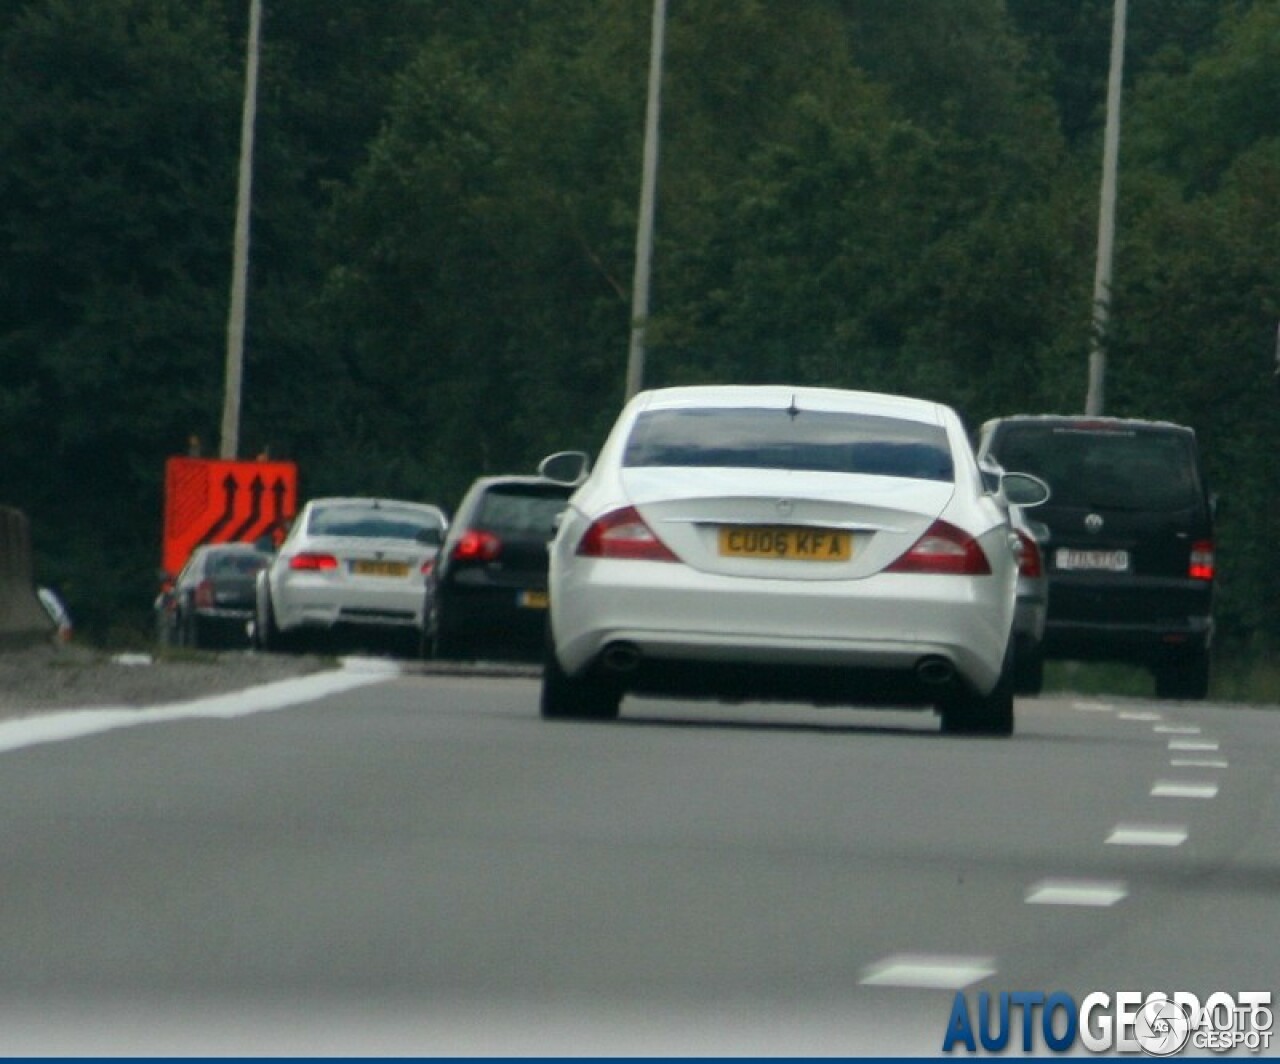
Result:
[0, 658, 400, 757]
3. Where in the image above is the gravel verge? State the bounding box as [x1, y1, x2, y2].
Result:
[0, 642, 338, 721]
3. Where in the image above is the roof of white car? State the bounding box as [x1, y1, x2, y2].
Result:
[633, 385, 949, 423]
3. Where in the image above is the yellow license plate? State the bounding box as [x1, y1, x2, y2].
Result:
[718, 526, 852, 561]
[519, 590, 549, 609]
[353, 560, 410, 578]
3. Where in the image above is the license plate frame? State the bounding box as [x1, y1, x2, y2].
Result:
[352, 559, 411, 578]
[1054, 548, 1130, 573]
[718, 526, 852, 562]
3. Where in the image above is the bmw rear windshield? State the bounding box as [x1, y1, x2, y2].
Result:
[623, 407, 954, 481]
[991, 423, 1203, 511]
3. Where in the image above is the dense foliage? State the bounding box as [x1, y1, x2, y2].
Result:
[1, 0, 1277, 651]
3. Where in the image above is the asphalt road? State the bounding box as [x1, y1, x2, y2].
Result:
[0, 666, 1276, 1055]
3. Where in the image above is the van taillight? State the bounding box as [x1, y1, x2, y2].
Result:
[1189, 540, 1214, 581]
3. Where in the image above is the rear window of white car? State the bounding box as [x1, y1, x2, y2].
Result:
[308, 504, 444, 543]
[623, 407, 954, 481]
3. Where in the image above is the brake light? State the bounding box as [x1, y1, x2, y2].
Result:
[1013, 530, 1043, 578]
[1189, 539, 1215, 581]
[886, 520, 992, 575]
[289, 552, 338, 571]
[194, 579, 215, 609]
[453, 529, 502, 562]
[576, 506, 677, 561]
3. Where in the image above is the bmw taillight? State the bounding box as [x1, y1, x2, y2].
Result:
[194, 579, 215, 609]
[1013, 530, 1043, 578]
[886, 520, 992, 575]
[1189, 539, 1215, 581]
[453, 529, 502, 562]
[576, 506, 677, 561]
[289, 552, 338, 571]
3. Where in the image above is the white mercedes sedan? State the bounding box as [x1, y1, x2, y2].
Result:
[254, 496, 447, 653]
[540, 385, 1048, 735]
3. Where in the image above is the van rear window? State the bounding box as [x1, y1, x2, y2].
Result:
[993, 425, 1201, 511]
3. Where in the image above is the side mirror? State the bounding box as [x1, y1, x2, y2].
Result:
[1000, 472, 1051, 508]
[538, 450, 591, 486]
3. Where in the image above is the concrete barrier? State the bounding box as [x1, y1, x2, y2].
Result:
[0, 507, 54, 649]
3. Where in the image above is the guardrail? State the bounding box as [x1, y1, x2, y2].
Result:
[0, 506, 53, 649]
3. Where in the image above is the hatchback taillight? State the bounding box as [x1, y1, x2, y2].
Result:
[453, 529, 502, 562]
[576, 506, 677, 561]
[886, 520, 992, 575]
[194, 579, 215, 609]
[289, 552, 338, 571]
[1189, 539, 1215, 581]
[1013, 530, 1043, 578]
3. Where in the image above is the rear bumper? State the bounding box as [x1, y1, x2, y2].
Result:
[1044, 615, 1213, 663]
[435, 583, 548, 645]
[1043, 575, 1212, 664]
[274, 581, 424, 632]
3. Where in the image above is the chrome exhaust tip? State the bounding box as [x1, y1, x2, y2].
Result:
[916, 656, 956, 686]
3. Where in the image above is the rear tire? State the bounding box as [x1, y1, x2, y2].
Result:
[940, 644, 1015, 736]
[1012, 639, 1044, 696]
[1154, 650, 1210, 701]
[255, 591, 288, 653]
[540, 638, 620, 721]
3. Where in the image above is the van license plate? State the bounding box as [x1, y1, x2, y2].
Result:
[1055, 549, 1130, 572]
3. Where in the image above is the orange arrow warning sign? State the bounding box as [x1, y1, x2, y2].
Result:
[162, 457, 298, 577]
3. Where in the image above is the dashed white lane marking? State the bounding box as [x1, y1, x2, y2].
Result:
[1154, 724, 1202, 735]
[1106, 824, 1189, 847]
[1118, 710, 1163, 722]
[1072, 701, 1115, 713]
[1151, 780, 1219, 799]
[1170, 758, 1229, 769]
[0, 658, 400, 757]
[1169, 738, 1219, 752]
[859, 954, 996, 990]
[1025, 879, 1128, 907]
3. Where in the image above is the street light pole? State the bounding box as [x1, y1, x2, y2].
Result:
[1086, 0, 1127, 416]
[624, 0, 667, 402]
[220, 0, 261, 459]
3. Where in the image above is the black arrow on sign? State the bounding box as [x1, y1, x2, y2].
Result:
[197, 474, 240, 544]
[271, 477, 288, 522]
[228, 475, 266, 541]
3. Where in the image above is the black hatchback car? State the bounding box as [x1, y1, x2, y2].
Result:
[977, 415, 1215, 699]
[425, 476, 576, 661]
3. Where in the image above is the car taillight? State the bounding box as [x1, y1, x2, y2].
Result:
[1013, 530, 1043, 578]
[1189, 539, 1215, 581]
[420, 558, 435, 576]
[289, 552, 338, 571]
[576, 506, 677, 561]
[453, 530, 502, 562]
[886, 520, 992, 575]
[194, 579, 215, 609]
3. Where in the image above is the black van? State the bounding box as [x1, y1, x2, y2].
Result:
[977, 416, 1215, 700]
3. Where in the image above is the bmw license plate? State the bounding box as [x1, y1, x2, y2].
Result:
[353, 560, 410, 578]
[519, 590, 549, 609]
[1054, 548, 1130, 572]
[718, 526, 852, 561]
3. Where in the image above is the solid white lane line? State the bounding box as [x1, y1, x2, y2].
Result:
[0, 659, 400, 757]
[1025, 879, 1127, 907]
[859, 954, 996, 990]
[1168, 738, 1219, 752]
[1170, 758, 1228, 769]
[1151, 780, 1219, 799]
[1106, 824, 1188, 847]
[1154, 724, 1202, 735]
